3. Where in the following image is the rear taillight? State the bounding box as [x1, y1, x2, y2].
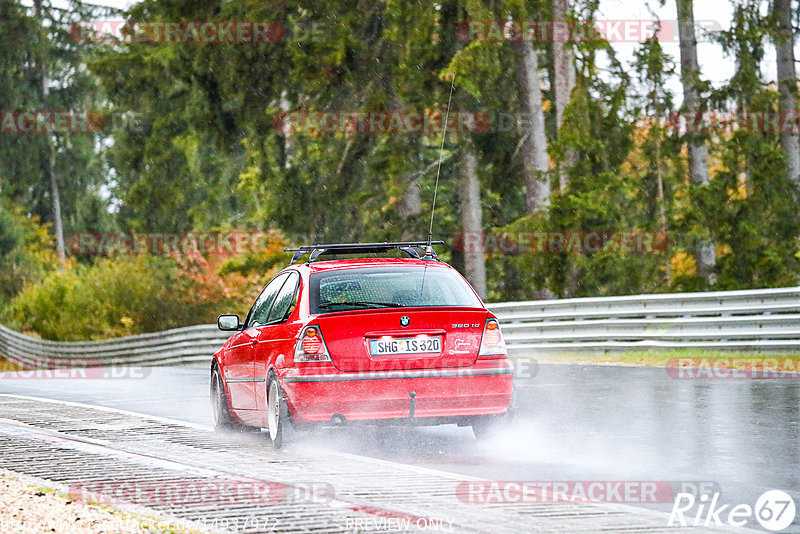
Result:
[301, 327, 322, 353]
[295, 326, 332, 363]
[478, 319, 507, 357]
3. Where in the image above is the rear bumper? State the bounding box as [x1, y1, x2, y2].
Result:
[280, 359, 514, 423]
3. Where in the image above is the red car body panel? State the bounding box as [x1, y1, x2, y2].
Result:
[279, 359, 513, 422]
[223, 327, 259, 411]
[213, 257, 513, 428]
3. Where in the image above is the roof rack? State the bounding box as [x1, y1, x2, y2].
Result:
[284, 241, 445, 264]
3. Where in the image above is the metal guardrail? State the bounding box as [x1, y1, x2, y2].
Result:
[1, 286, 798, 368]
[489, 286, 800, 353]
[0, 323, 230, 368]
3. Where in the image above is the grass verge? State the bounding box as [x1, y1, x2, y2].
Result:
[518, 349, 800, 370]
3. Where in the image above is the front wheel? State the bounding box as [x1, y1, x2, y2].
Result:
[267, 376, 291, 449]
[211, 365, 236, 432]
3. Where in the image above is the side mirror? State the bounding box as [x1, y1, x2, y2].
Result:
[217, 314, 240, 331]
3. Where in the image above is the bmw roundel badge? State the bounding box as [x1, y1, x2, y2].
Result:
[400, 316, 410, 327]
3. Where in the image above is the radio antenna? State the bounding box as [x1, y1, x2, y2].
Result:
[427, 71, 456, 249]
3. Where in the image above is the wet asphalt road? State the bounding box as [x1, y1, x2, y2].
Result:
[1, 363, 798, 531]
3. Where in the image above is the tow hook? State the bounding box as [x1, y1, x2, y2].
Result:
[409, 391, 416, 418]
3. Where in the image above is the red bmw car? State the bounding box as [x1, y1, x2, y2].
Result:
[211, 241, 514, 448]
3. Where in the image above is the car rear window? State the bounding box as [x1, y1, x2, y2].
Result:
[309, 266, 482, 313]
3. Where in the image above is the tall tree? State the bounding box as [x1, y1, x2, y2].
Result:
[457, 1, 551, 215]
[1, 0, 113, 258]
[633, 33, 680, 286]
[676, 0, 716, 284]
[510, 36, 551, 213]
[773, 0, 800, 184]
[705, 0, 800, 289]
[0, 0, 39, 204]
[33, 0, 65, 263]
[460, 140, 487, 298]
[552, 0, 576, 192]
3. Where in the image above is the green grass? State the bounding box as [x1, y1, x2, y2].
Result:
[519, 349, 800, 369]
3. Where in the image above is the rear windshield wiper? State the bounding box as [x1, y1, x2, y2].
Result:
[319, 301, 402, 309]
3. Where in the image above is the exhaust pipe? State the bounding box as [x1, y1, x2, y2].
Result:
[330, 414, 346, 426]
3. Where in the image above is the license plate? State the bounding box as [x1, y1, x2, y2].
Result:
[369, 337, 442, 356]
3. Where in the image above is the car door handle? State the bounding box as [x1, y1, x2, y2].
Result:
[251, 340, 258, 347]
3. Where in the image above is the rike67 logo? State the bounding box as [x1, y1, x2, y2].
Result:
[669, 490, 796, 531]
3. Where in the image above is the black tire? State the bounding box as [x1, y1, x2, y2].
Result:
[507, 383, 520, 422]
[472, 385, 518, 439]
[210, 364, 241, 433]
[266, 375, 292, 449]
[471, 414, 501, 439]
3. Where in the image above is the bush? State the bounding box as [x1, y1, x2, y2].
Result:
[6, 255, 224, 340]
[0, 204, 58, 301]
[3, 227, 292, 340]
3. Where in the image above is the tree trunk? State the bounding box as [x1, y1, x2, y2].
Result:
[398, 177, 421, 218]
[677, 0, 715, 283]
[34, 0, 65, 263]
[279, 90, 293, 168]
[654, 129, 671, 284]
[398, 174, 421, 240]
[677, 0, 710, 188]
[774, 0, 800, 184]
[47, 145, 65, 262]
[460, 143, 487, 299]
[510, 38, 550, 213]
[388, 88, 422, 238]
[552, 0, 576, 192]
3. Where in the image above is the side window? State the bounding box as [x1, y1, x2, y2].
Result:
[266, 272, 300, 324]
[247, 273, 289, 327]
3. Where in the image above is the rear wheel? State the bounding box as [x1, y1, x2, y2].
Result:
[267, 376, 291, 449]
[471, 414, 502, 439]
[472, 385, 518, 439]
